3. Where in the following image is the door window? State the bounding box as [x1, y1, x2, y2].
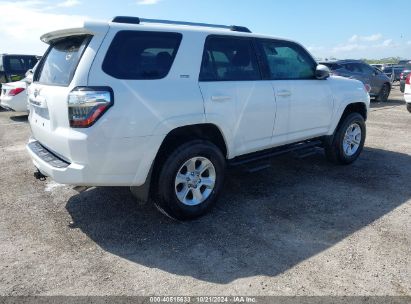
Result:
[257, 39, 316, 80]
[199, 36, 261, 81]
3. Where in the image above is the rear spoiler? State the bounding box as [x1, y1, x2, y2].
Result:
[40, 21, 109, 44]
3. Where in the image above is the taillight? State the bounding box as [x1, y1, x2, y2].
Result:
[8, 87, 25, 96]
[406, 74, 411, 85]
[364, 84, 371, 93]
[68, 87, 113, 128]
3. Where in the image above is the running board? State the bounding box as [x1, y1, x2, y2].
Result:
[229, 139, 323, 167]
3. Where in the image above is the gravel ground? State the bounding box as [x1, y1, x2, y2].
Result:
[0, 86, 410, 296]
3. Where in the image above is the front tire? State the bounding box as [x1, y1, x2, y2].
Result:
[155, 140, 225, 220]
[325, 113, 366, 165]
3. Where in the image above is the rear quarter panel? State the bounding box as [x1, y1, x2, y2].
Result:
[87, 26, 206, 139]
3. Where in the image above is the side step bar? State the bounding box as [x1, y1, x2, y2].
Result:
[229, 139, 323, 167]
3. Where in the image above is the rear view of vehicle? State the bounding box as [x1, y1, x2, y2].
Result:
[27, 23, 117, 184]
[0, 81, 27, 112]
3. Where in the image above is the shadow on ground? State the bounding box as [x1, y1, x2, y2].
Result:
[66, 147, 411, 283]
[9, 114, 28, 122]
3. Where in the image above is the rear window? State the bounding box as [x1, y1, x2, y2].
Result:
[35, 35, 91, 86]
[102, 31, 182, 80]
[3, 55, 38, 73]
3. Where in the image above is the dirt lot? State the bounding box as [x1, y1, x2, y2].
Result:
[0, 86, 410, 296]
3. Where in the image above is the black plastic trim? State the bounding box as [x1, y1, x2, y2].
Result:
[112, 16, 141, 24]
[229, 139, 323, 166]
[28, 141, 70, 169]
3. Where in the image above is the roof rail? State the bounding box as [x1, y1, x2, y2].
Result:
[111, 16, 252, 33]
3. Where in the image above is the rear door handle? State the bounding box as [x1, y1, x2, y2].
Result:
[211, 95, 232, 102]
[277, 90, 292, 97]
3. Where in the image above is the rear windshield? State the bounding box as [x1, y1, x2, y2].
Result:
[102, 31, 182, 80]
[35, 35, 91, 86]
[3, 55, 38, 73]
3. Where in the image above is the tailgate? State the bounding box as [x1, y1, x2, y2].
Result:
[28, 83, 73, 161]
[28, 33, 95, 162]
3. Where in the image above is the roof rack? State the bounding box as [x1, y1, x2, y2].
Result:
[111, 16, 252, 33]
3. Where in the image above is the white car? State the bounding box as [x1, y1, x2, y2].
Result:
[27, 17, 370, 220]
[404, 74, 411, 112]
[0, 80, 28, 112]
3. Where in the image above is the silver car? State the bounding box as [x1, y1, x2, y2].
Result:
[321, 60, 391, 102]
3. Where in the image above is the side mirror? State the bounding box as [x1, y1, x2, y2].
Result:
[315, 64, 330, 80]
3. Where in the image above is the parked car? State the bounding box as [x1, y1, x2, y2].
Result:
[320, 60, 391, 102]
[27, 17, 370, 220]
[381, 65, 404, 82]
[0, 62, 40, 112]
[0, 80, 28, 112]
[405, 74, 411, 113]
[398, 60, 411, 65]
[0, 54, 39, 89]
[400, 64, 411, 93]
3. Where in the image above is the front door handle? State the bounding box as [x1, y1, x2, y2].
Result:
[277, 90, 292, 97]
[211, 95, 232, 102]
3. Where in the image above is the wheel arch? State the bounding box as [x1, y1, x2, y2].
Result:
[324, 101, 368, 146]
[131, 123, 229, 202]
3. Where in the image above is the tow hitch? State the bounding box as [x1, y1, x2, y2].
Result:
[34, 169, 47, 181]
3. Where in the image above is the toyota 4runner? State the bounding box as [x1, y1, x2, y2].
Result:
[27, 17, 370, 220]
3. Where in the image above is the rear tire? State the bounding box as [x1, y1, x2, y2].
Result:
[376, 83, 390, 102]
[407, 103, 411, 113]
[155, 140, 225, 220]
[325, 113, 366, 165]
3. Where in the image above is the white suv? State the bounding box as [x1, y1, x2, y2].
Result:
[27, 17, 370, 220]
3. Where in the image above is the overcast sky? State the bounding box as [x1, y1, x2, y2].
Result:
[1, 0, 410, 60]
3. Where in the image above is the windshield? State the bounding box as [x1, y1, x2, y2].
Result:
[35, 35, 91, 86]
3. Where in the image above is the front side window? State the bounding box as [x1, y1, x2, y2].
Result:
[35, 35, 91, 86]
[257, 39, 316, 80]
[199, 36, 261, 81]
[102, 31, 182, 80]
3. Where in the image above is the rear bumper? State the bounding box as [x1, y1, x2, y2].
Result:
[26, 134, 163, 187]
[0, 95, 28, 112]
